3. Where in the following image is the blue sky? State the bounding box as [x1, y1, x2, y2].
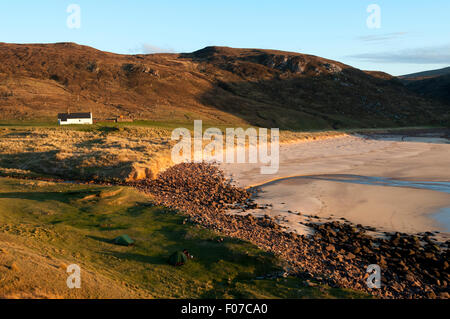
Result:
[0, 0, 449, 75]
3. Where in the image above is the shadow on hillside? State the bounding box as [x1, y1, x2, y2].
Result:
[196, 71, 446, 130]
[86, 235, 114, 244]
[74, 139, 149, 152]
[0, 190, 92, 203]
[0, 150, 136, 181]
[125, 203, 155, 217]
[74, 138, 105, 148]
[104, 251, 167, 265]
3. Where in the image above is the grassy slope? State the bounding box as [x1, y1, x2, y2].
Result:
[0, 177, 367, 299]
[0, 123, 442, 183]
[0, 122, 347, 183]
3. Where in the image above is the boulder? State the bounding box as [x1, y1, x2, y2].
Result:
[124, 164, 154, 181]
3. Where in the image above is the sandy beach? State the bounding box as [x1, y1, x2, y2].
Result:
[220, 133, 450, 236]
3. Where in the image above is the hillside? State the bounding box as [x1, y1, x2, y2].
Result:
[400, 67, 450, 106]
[400, 66, 450, 81]
[0, 42, 447, 129]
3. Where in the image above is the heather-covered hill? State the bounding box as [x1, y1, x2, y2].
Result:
[399, 67, 450, 107]
[0, 42, 447, 128]
[400, 66, 450, 81]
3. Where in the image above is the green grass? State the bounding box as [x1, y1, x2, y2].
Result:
[0, 119, 255, 134]
[0, 117, 443, 133]
[0, 177, 368, 299]
[0, 120, 58, 128]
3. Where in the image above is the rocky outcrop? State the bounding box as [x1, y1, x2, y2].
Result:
[261, 54, 308, 73]
[259, 54, 342, 75]
[122, 63, 160, 77]
[124, 163, 154, 182]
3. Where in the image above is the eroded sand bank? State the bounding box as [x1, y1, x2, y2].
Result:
[220, 134, 450, 236]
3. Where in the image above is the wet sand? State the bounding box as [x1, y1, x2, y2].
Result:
[220, 134, 450, 236]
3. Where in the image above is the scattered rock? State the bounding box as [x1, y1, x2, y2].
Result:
[132, 162, 449, 299]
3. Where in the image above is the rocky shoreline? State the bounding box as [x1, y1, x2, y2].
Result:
[1, 163, 448, 298]
[134, 163, 449, 299]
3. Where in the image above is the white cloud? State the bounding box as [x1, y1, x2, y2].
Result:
[348, 43, 450, 64]
[141, 44, 175, 54]
[356, 32, 407, 42]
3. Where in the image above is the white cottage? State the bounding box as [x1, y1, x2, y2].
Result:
[58, 112, 93, 125]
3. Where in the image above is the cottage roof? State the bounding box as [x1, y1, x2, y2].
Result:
[58, 112, 92, 121]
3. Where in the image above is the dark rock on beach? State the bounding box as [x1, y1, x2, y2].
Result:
[132, 162, 449, 299]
